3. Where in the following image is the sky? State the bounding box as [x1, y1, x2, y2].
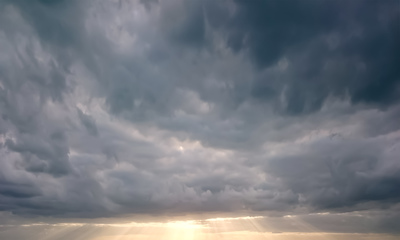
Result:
[0, 0, 399, 239]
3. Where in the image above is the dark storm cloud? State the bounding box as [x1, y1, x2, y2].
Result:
[8, 0, 86, 52]
[0, 180, 40, 199]
[0, 0, 399, 231]
[164, 0, 206, 47]
[209, 0, 400, 114]
[0, 0, 82, 213]
[5, 131, 71, 176]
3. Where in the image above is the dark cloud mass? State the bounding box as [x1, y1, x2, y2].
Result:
[0, 0, 399, 234]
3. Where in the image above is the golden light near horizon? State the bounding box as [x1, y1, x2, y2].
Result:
[2, 215, 396, 240]
[1, 0, 399, 239]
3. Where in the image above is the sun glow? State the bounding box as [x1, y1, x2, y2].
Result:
[2, 215, 398, 240]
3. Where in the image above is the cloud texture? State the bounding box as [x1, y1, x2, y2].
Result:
[0, 0, 399, 231]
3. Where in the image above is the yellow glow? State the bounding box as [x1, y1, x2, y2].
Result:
[4, 216, 398, 240]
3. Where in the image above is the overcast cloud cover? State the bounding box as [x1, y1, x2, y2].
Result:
[0, 0, 400, 236]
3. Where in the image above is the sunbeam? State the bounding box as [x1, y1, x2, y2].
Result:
[1, 215, 398, 240]
[0, 0, 399, 239]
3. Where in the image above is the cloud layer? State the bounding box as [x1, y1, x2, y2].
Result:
[0, 0, 399, 230]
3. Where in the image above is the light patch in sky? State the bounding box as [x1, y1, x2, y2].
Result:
[1, 215, 398, 240]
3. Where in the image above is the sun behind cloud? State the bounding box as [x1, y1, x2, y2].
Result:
[0, 0, 399, 239]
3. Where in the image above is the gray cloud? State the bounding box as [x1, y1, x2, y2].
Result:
[77, 108, 98, 137]
[211, 0, 400, 114]
[264, 133, 400, 211]
[0, 1, 399, 236]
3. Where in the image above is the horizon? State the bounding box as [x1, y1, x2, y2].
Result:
[0, 0, 399, 239]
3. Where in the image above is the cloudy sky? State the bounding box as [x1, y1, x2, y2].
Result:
[0, 0, 399, 239]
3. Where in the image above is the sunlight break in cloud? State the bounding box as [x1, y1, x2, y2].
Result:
[0, 0, 399, 239]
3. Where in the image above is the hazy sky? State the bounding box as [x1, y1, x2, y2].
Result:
[0, 0, 399, 239]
